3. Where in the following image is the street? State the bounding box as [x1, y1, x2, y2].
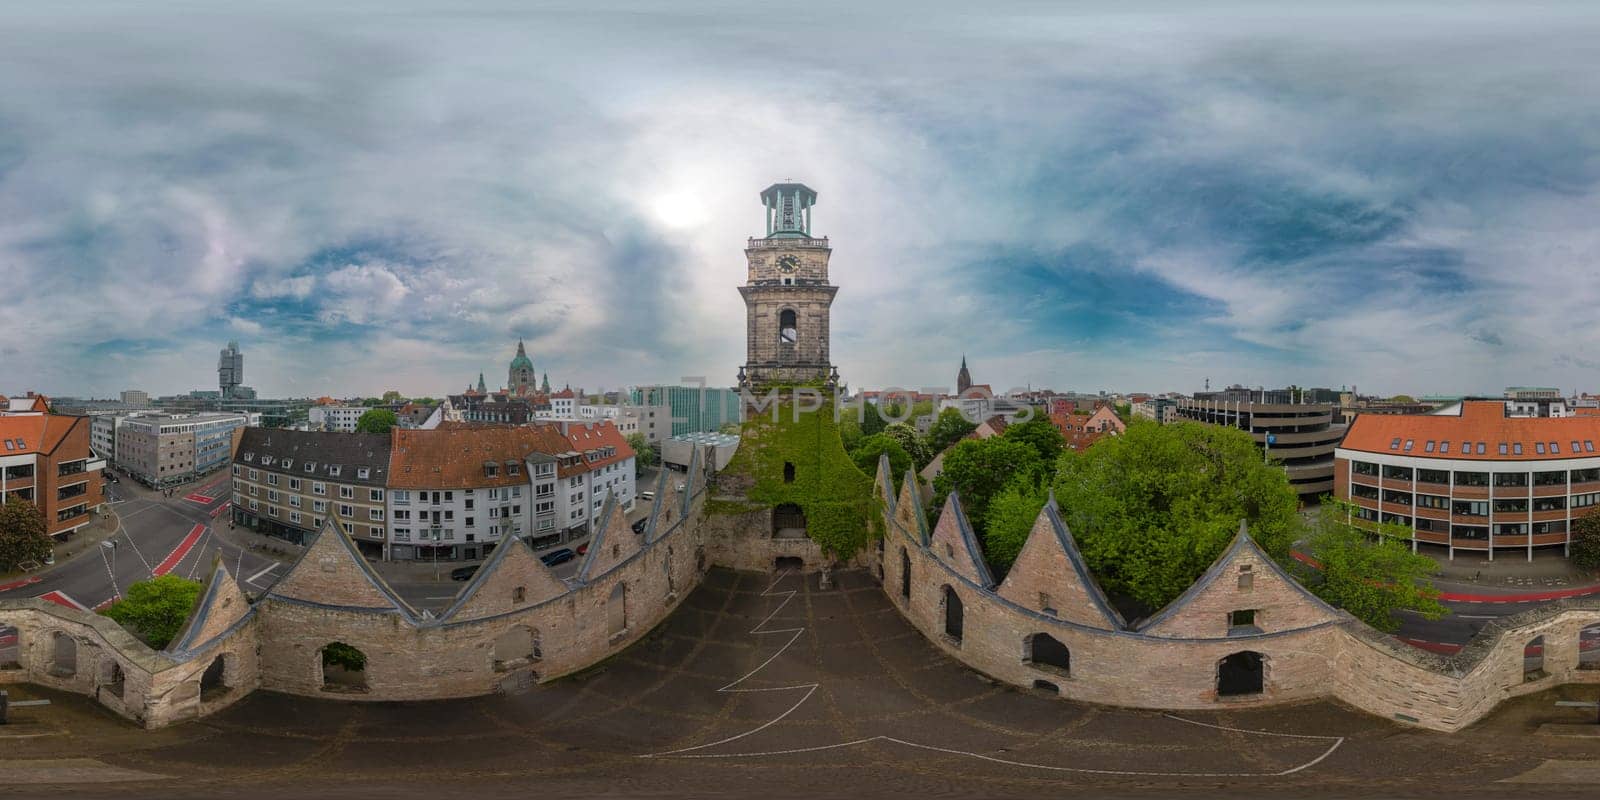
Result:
[0, 471, 283, 613]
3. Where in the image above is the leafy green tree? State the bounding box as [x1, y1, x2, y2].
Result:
[925, 407, 978, 454]
[1390, 394, 1416, 404]
[1113, 402, 1132, 424]
[1572, 508, 1600, 571]
[851, 434, 912, 485]
[380, 390, 403, 404]
[1052, 420, 1299, 612]
[861, 402, 898, 438]
[983, 477, 1048, 574]
[932, 437, 1043, 533]
[838, 415, 864, 453]
[1295, 499, 1448, 631]
[100, 575, 203, 649]
[625, 433, 657, 471]
[883, 423, 931, 470]
[360, 397, 384, 407]
[1001, 417, 1066, 465]
[0, 498, 52, 571]
[322, 642, 367, 671]
[354, 408, 399, 434]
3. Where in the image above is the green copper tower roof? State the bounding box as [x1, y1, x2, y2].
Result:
[760, 182, 818, 239]
[509, 340, 534, 372]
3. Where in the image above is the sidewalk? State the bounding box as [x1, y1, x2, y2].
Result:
[1290, 547, 1600, 604]
[0, 508, 121, 585]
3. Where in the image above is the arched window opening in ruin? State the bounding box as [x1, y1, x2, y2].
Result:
[513, 586, 526, 604]
[1217, 651, 1264, 697]
[666, 546, 675, 592]
[321, 642, 368, 692]
[783, 462, 796, 483]
[773, 503, 807, 538]
[899, 547, 911, 599]
[942, 585, 964, 644]
[1580, 623, 1600, 670]
[778, 309, 798, 347]
[695, 546, 706, 572]
[1024, 633, 1071, 676]
[1032, 679, 1059, 695]
[201, 654, 229, 701]
[608, 583, 628, 636]
[0, 623, 19, 670]
[1524, 635, 1546, 680]
[49, 631, 77, 677]
[775, 556, 803, 573]
[493, 626, 538, 671]
[99, 659, 126, 699]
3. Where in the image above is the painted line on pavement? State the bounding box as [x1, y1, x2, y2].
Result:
[245, 563, 279, 586]
[0, 576, 42, 594]
[36, 590, 88, 611]
[154, 525, 206, 577]
[185, 530, 212, 580]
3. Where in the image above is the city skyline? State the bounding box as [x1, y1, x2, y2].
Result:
[4, 3, 1599, 397]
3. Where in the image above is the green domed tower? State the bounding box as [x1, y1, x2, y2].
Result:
[508, 340, 535, 393]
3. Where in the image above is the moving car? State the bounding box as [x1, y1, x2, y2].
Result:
[449, 565, 479, 582]
[540, 548, 576, 567]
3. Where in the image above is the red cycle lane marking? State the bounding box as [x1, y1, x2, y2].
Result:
[36, 590, 88, 611]
[211, 501, 232, 518]
[184, 493, 216, 505]
[154, 524, 206, 576]
[0, 576, 42, 593]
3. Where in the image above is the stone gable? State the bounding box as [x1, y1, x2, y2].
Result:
[929, 493, 996, 590]
[576, 493, 641, 581]
[269, 516, 415, 614]
[893, 470, 929, 546]
[1137, 522, 1342, 639]
[168, 558, 253, 653]
[996, 500, 1123, 631]
[443, 537, 568, 621]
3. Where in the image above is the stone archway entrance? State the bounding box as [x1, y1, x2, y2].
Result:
[1217, 651, 1265, 697]
[321, 642, 368, 693]
[775, 556, 804, 573]
[773, 503, 807, 538]
[201, 654, 230, 701]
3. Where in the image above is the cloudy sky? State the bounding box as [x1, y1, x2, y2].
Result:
[3, 2, 1599, 399]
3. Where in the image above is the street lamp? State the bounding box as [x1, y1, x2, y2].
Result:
[430, 527, 443, 581]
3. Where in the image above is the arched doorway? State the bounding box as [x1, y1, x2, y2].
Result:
[1024, 633, 1071, 676]
[1580, 623, 1600, 670]
[773, 503, 807, 538]
[493, 626, 539, 671]
[49, 632, 76, 677]
[1217, 651, 1264, 697]
[607, 583, 628, 636]
[321, 642, 368, 692]
[775, 556, 804, 573]
[0, 623, 19, 670]
[942, 585, 963, 643]
[899, 547, 911, 599]
[98, 659, 125, 699]
[201, 654, 230, 701]
[1524, 635, 1545, 680]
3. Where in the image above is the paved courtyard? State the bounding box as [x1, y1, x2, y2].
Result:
[4, 567, 1600, 798]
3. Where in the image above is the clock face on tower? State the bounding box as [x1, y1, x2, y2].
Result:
[777, 254, 799, 274]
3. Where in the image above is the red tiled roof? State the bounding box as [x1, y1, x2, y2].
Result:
[389, 424, 581, 488]
[0, 414, 78, 455]
[560, 420, 634, 472]
[1340, 400, 1600, 461]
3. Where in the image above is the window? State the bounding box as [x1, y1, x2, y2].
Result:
[1550, 442, 1560, 454]
[340, 486, 354, 499]
[1416, 494, 1449, 510]
[1417, 468, 1449, 484]
[1476, 442, 1486, 455]
[1424, 441, 1435, 453]
[1534, 470, 1567, 486]
[1513, 443, 1524, 455]
[1452, 500, 1489, 517]
[249, 469, 259, 480]
[313, 500, 326, 512]
[1389, 437, 1401, 450]
[289, 495, 301, 508]
[1403, 439, 1414, 452]
[370, 508, 384, 521]
[393, 490, 409, 503]
[329, 466, 341, 477]
[1237, 564, 1253, 591]
[1352, 461, 1378, 477]
[305, 462, 315, 473]
[465, 517, 475, 528]
[1536, 442, 1546, 455]
[1455, 471, 1489, 487]
[370, 489, 383, 502]
[313, 482, 326, 495]
[357, 468, 370, 479]
[289, 478, 300, 491]
[1498, 443, 1509, 455]
[1439, 441, 1450, 454]
[1588, 441, 1597, 452]
[1228, 609, 1257, 631]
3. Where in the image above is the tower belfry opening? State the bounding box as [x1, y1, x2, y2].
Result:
[738, 182, 840, 406]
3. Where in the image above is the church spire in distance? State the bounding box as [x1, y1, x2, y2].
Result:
[957, 355, 972, 394]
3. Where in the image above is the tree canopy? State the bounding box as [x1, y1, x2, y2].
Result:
[100, 575, 203, 649]
[0, 498, 52, 571]
[925, 407, 978, 454]
[354, 408, 398, 434]
[851, 434, 911, 486]
[625, 433, 657, 471]
[1293, 499, 1448, 632]
[1052, 420, 1298, 611]
[1572, 508, 1600, 571]
[1001, 417, 1066, 464]
[932, 437, 1043, 534]
[983, 479, 1048, 574]
[882, 423, 931, 470]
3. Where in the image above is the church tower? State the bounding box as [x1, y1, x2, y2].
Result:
[738, 182, 839, 398]
[508, 340, 535, 393]
[957, 356, 972, 394]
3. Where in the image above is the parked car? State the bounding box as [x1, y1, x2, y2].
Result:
[631, 518, 647, 534]
[449, 565, 479, 582]
[576, 543, 589, 556]
[540, 548, 576, 567]
[639, 491, 655, 501]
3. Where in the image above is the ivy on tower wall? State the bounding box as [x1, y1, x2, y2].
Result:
[717, 399, 879, 559]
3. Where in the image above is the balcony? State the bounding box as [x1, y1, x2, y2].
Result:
[1532, 533, 1569, 546]
[1452, 486, 1489, 500]
[1350, 473, 1380, 488]
[746, 236, 829, 250]
[1380, 501, 1413, 516]
[1571, 481, 1600, 495]
[1414, 529, 1449, 545]
[1414, 481, 1449, 496]
[1493, 534, 1531, 547]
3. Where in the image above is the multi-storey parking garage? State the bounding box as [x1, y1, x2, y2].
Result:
[1335, 400, 1600, 560]
[1174, 396, 1345, 500]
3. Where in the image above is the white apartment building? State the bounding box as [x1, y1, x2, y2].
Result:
[309, 405, 368, 432]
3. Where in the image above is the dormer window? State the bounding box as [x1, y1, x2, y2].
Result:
[484, 461, 499, 477]
[507, 461, 520, 476]
[357, 467, 370, 479]
[283, 460, 293, 470]
[243, 452, 254, 462]
[329, 465, 341, 477]
[305, 462, 316, 473]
